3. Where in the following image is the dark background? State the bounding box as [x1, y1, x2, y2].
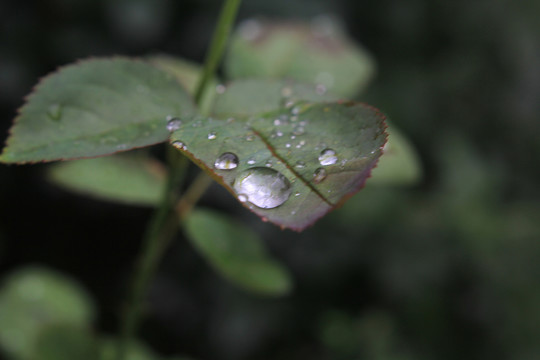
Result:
[1, 0, 539, 359]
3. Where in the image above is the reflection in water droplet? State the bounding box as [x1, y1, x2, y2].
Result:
[233, 167, 292, 209]
[247, 157, 256, 165]
[172, 141, 186, 150]
[166, 118, 182, 132]
[207, 132, 217, 140]
[265, 160, 272, 167]
[214, 152, 239, 170]
[47, 104, 62, 121]
[313, 168, 327, 183]
[318, 148, 338, 166]
[295, 161, 306, 169]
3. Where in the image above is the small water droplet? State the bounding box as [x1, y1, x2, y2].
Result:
[318, 148, 338, 166]
[315, 83, 327, 95]
[233, 167, 292, 209]
[238, 194, 248, 203]
[295, 161, 306, 169]
[245, 134, 255, 141]
[285, 143, 291, 148]
[47, 103, 62, 121]
[273, 119, 282, 126]
[214, 152, 239, 170]
[313, 168, 327, 183]
[290, 135, 296, 140]
[216, 84, 226, 94]
[166, 118, 182, 132]
[294, 191, 301, 197]
[281, 87, 293, 97]
[291, 106, 301, 115]
[247, 157, 256, 165]
[172, 140, 186, 150]
[207, 132, 217, 140]
[293, 125, 305, 135]
[265, 160, 273, 167]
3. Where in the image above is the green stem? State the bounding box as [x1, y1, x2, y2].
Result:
[194, 0, 242, 103]
[116, 0, 242, 358]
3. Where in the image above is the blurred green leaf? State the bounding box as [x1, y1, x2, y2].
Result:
[368, 124, 422, 186]
[171, 79, 387, 230]
[99, 337, 196, 360]
[31, 325, 99, 360]
[47, 153, 166, 206]
[0, 266, 95, 359]
[0, 58, 196, 163]
[184, 208, 293, 296]
[148, 55, 217, 115]
[225, 18, 376, 97]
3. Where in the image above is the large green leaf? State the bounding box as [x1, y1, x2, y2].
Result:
[368, 124, 422, 186]
[0, 267, 95, 359]
[31, 325, 99, 360]
[224, 18, 376, 97]
[48, 152, 166, 206]
[170, 79, 387, 230]
[0, 58, 196, 163]
[184, 209, 293, 296]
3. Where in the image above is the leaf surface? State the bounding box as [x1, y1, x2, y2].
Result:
[48, 153, 166, 206]
[171, 79, 387, 230]
[0, 58, 196, 163]
[225, 19, 376, 97]
[184, 209, 292, 296]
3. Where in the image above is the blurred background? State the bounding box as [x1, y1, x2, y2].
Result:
[1, 0, 539, 359]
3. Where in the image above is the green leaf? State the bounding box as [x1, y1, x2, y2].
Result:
[99, 337, 194, 360]
[0, 267, 95, 359]
[225, 18, 376, 97]
[368, 124, 422, 186]
[31, 325, 99, 360]
[0, 58, 196, 163]
[147, 55, 217, 115]
[184, 208, 293, 296]
[48, 152, 166, 206]
[171, 79, 387, 231]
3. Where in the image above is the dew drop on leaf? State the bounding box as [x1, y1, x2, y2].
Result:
[47, 104, 62, 121]
[313, 167, 327, 184]
[295, 161, 306, 169]
[172, 140, 186, 150]
[214, 152, 239, 170]
[166, 118, 182, 132]
[207, 132, 217, 140]
[233, 167, 292, 209]
[318, 148, 338, 165]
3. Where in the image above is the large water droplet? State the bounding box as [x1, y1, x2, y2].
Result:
[214, 152, 239, 170]
[318, 148, 338, 165]
[233, 167, 292, 209]
[166, 118, 182, 132]
[47, 104, 62, 121]
[313, 168, 327, 184]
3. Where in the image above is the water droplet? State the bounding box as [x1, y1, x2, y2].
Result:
[315, 84, 327, 95]
[273, 119, 282, 126]
[245, 134, 255, 141]
[291, 106, 301, 115]
[233, 167, 292, 209]
[172, 140, 186, 150]
[313, 168, 327, 183]
[294, 191, 301, 197]
[207, 132, 217, 140]
[281, 87, 293, 97]
[247, 157, 256, 165]
[238, 194, 248, 202]
[166, 118, 182, 132]
[290, 135, 296, 140]
[318, 148, 338, 166]
[265, 160, 273, 167]
[214, 152, 239, 170]
[47, 104, 62, 121]
[285, 100, 295, 108]
[295, 161, 306, 169]
[216, 84, 226, 94]
[285, 143, 291, 148]
[293, 125, 305, 135]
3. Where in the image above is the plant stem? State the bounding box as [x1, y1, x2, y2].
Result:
[116, 0, 242, 358]
[194, 0, 241, 104]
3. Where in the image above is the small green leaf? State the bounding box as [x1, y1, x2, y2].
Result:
[369, 124, 422, 186]
[0, 267, 95, 359]
[184, 209, 293, 296]
[31, 325, 99, 360]
[0, 58, 197, 163]
[48, 153, 166, 206]
[147, 55, 217, 115]
[171, 79, 387, 231]
[225, 18, 376, 97]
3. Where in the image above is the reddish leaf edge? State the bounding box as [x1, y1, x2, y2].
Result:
[173, 101, 388, 232]
[0, 56, 196, 165]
